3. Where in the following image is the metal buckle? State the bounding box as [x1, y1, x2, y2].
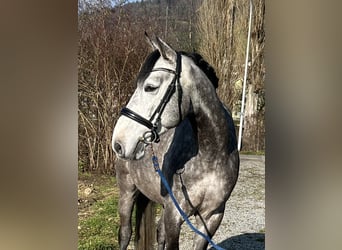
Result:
[142, 130, 160, 144]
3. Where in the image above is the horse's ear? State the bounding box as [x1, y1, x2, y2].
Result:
[144, 32, 176, 61]
[145, 32, 158, 51]
[154, 36, 177, 62]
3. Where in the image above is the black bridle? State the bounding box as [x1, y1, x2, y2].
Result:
[120, 52, 182, 144]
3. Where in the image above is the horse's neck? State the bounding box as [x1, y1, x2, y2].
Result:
[190, 79, 229, 156]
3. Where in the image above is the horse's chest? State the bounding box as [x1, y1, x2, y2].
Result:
[128, 164, 165, 203]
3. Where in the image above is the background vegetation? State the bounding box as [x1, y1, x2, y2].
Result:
[78, 1, 265, 248]
[78, 0, 265, 173]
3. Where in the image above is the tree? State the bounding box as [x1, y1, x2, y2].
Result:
[197, 0, 265, 151]
[243, 0, 265, 151]
[197, 0, 241, 109]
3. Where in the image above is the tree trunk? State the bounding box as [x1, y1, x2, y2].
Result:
[243, 84, 258, 150]
[242, 0, 265, 151]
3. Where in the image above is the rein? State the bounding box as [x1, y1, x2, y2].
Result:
[120, 52, 182, 144]
[150, 144, 225, 250]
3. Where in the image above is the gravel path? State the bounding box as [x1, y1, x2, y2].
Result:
[179, 154, 265, 250]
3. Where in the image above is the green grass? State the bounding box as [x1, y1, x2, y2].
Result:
[78, 198, 120, 249]
[78, 173, 120, 250]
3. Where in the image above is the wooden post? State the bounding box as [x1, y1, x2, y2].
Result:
[135, 194, 156, 250]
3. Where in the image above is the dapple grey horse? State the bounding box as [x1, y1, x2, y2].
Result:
[112, 34, 239, 250]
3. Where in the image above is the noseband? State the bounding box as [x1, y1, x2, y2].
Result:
[120, 52, 182, 144]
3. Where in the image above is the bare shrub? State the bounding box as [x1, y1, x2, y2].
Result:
[78, 2, 162, 173]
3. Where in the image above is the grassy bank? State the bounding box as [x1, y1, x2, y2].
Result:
[78, 173, 120, 250]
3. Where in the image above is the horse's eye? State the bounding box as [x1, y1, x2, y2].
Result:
[144, 85, 158, 92]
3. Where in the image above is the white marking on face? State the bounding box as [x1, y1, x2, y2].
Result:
[112, 57, 178, 160]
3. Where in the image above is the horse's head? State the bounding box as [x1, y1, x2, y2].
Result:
[112, 34, 192, 160]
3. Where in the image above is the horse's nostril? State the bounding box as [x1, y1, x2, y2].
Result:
[114, 141, 124, 157]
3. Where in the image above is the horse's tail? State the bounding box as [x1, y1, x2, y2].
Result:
[135, 192, 156, 250]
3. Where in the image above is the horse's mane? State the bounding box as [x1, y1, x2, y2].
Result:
[137, 50, 219, 89]
[180, 51, 219, 89]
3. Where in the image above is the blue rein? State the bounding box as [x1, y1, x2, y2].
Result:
[151, 153, 225, 250]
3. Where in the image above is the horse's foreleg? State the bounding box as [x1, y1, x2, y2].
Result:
[163, 203, 183, 250]
[118, 190, 136, 250]
[117, 167, 137, 250]
[192, 208, 225, 250]
[157, 211, 165, 250]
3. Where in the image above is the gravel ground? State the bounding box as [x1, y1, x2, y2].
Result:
[179, 154, 265, 250]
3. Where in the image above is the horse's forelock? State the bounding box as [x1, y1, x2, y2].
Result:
[136, 50, 161, 84]
[136, 50, 218, 90]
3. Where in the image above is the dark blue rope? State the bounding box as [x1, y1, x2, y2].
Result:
[152, 155, 225, 250]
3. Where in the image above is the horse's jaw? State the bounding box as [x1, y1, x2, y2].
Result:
[134, 141, 146, 160]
